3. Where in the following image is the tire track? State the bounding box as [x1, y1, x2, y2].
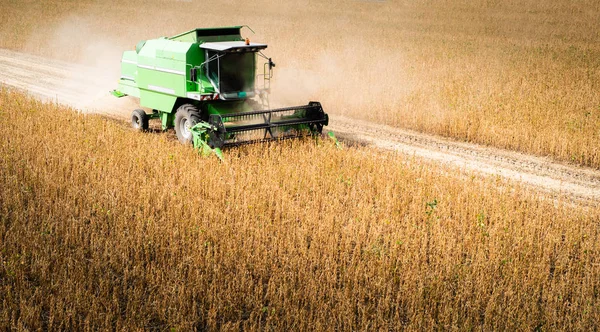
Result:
[329, 116, 600, 203]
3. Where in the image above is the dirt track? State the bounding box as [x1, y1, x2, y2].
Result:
[1, 48, 598, 204]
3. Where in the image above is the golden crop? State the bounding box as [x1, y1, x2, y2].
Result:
[0, 0, 599, 167]
[1, 88, 598, 329]
[1, 0, 599, 329]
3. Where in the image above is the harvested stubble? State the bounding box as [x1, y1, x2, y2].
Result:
[0, 88, 599, 330]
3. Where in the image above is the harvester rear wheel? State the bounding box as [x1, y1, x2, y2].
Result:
[131, 109, 148, 131]
[175, 104, 201, 145]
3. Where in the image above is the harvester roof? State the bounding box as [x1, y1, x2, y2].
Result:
[200, 41, 267, 52]
[169, 26, 244, 43]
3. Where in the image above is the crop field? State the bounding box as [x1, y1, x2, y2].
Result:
[1, 0, 600, 330]
[1, 88, 599, 329]
[1, 0, 599, 167]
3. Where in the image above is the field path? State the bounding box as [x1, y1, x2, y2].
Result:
[1, 48, 599, 203]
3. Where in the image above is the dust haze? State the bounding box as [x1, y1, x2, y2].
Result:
[11, 2, 413, 120]
[270, 42, 412, 119]
[23, 14, 134, 114]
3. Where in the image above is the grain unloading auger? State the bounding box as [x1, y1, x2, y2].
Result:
[111, 27, 329, 151]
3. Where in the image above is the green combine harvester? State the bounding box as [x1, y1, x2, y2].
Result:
[111, 26, 329, 150]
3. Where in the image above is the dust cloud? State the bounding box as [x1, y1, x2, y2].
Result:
[26, 14, 133, 116]
[268, 41, 413, 120]
[17, 6, 414, 122]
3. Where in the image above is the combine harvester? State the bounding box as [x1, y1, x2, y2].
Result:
[112, 27, 329, 152]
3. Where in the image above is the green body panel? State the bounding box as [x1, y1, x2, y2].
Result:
[120, 51, 137, 79]
[117, 37, 203, 115]
[136, 38, 192, 107]
[119, 51, 140, 97]
[117, 82, 139, 98]
[139, 90, 178, 114]
[116, 28, 251, 115]
[116, 27, 261, 129]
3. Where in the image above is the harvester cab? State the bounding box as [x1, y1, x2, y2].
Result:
[200, 40, 267, 100]
[111, 26, 328, 150]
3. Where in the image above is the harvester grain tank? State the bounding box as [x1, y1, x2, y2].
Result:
[111, 27, 329, 149]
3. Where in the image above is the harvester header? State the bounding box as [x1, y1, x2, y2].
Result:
[112, 26, 328, 150]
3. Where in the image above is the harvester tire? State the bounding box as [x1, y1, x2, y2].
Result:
[175, 104, 201, 145]
[131, 109, 149, 131]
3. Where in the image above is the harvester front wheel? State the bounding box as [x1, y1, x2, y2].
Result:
[131, 109, 149, 131]
[175, 104, 201, 145]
